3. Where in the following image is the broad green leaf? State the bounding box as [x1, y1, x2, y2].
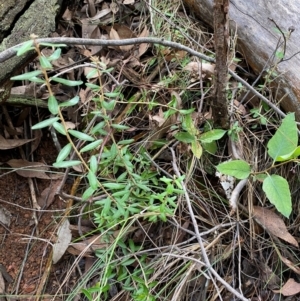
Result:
[53, 160, 81, 168]
[267, 113, 298, 161]
[11, 70, 42, 81]
[182, 114, 198, 135]
[191, 140, 202, 159]
[50, 77, 83, 86]
[254, 173, 267, 182]
[174, 132, 195, 143]
[53, 122, 66, 135]
[48, 48, 61, 61]
[48, 95, 58, 114]
[89, 155, 98, 173]
[111, 124, 130, 130]
[39, 56, 52, 69]
[56, 143, 72, 163]
[216, 160, 251, 179]
[262, 174, 292, 218]
[276, 146, 300, 161]
[68, 130, 95, 141]
[16, 40, 34, 56]
[80, 139, 103, 152]
[32, 117, 59, 129]
[87, 170, 98, 190]
[202, 141, 217, 154]
[200, 129, 227, 143]
[59, 96, 79, 107]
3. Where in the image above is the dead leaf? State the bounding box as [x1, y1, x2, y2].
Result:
[37, 180, 61, 208]
[273, 278, 300, 296]
[0, 135, 34, 150]
[6, 159, 50, 179]
[0, 207, 11, 227]
[279, 256, 300, 275]
[53, 219, 72, 264]
[30, 129, 42, 155]
[253, 206, 298, 247]
[138, 26, 149, 57]
[183, 62, 215, 77]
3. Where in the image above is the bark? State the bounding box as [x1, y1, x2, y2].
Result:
[0, 0, 62, 88]
[183, 0, 300, 119]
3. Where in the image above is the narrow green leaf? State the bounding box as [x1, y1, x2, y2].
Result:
[50, 77, 83, 86]
[53, 160, 81, 168]
[16, 40, 34, 56]
[102, 99, 116, 110]
[87, 170, 98, 190]
[86, 68, 98, 79]
[102, 183, 126, 190]
[216, 160, 251, 179]
[91, 121, 106, 135]
[262, 175, 292, 218]
[48, 48, 61, 61]
[68, 130, 95, 141]
[178, 108, 195, 115]
[52, 122, 67, 135]
[11, 70, 42, 81]
[56, 143, 72, 163]
[32, 117, 59, 130]
[80, 140, 103, 153]
[26, 77, 45, 83]
[39, 56, 52, 69]
[111, 124, 130, 130]
[200, 129, 227, 143]
[104, 92, 119, 98]
[59, 96, 80, 107]
[117, 139, 134, 145]
[85, 83, 100, 90]
[48, 95, 58, 114]
[82, 187, 96, 200]
[89, 155, 98, 173]
[267, 113, 298, 161]
[174, 132, 195, 143]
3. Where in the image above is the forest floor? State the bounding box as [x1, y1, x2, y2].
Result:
[0, 0, 300, 300]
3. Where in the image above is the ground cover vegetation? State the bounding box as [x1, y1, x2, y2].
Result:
[1, 0, 300, 300]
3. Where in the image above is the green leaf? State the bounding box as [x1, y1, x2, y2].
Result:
[276, 145, 300, 162]
[85, 83, 100, 90]
[16, 40, 34, 56]
[89, 155, 98, 173]
[48, 48, 61, 61]
[53, 160, 81, 168]
[56, 143, 72, 163]
[86, 68, 98, 79]
[11, 70, 42, 81]
[52, 122, 67, 135]
[111, 124, 130, 130]
[39, 56, 52, 69]
[104, 92, 120, 98]
[178, 108, 195, 115]
[26, 77, 45, 83]
[59, 96, 79, 107]
[80, 140, 103, 152]
[87, 170, 98, 190]
[102, 183, 126, 190]
[191, 140, 202, 159]
[31, 117, 59, 130]
[267, 113, 298, 161]
[262, 175, 292, 218]
[68, 130, 95, 141]
[50, 77, 83, 86]
[174, 132, 195, 143]
[200, 129, 227, 143]
[102, 99, 116, 110]
[48, 95, 58, 114]
[202, 141, 217, 154]
[117, 139, 134, 145]
[82, 187, 96, 200]
[216, 160, 251, 179]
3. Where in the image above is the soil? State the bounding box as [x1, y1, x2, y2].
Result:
[0, 134, 72, 300]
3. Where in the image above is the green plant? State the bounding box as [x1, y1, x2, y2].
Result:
[11, 37, 186, 300]
[216, 113, 298, 218]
